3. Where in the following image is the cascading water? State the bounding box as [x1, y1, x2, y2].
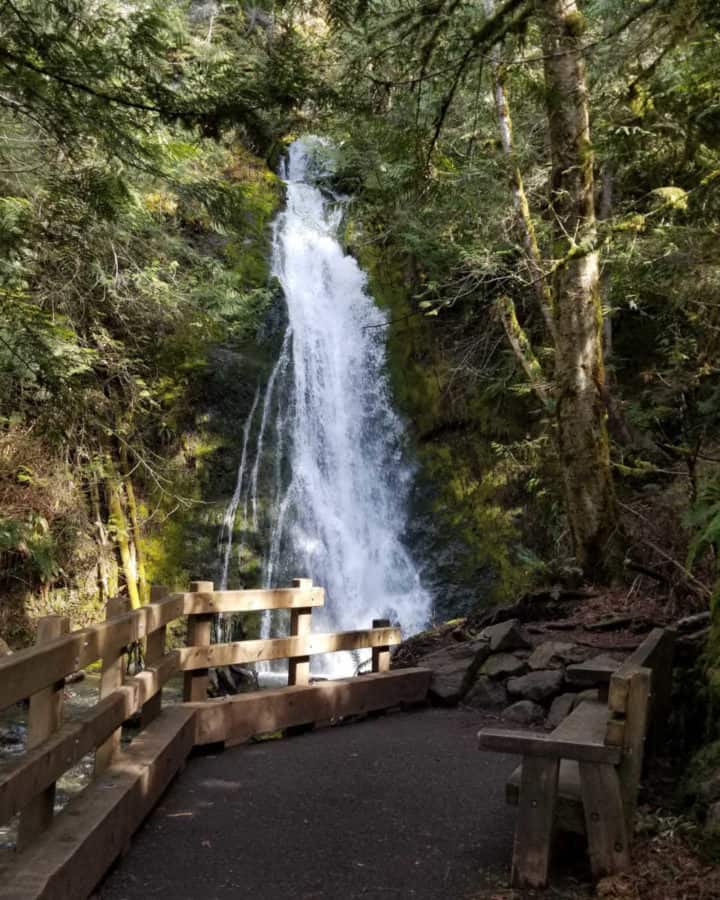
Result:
[220, 136, 432, 675]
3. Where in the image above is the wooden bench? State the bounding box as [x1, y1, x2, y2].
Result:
[478, 627, 675, 889]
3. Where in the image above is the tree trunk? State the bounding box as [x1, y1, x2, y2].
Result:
[537, 0, 618, 577]
[105, 461, 141, 610]
[121, 448, 149, 606]
[483, 0, 557, 347]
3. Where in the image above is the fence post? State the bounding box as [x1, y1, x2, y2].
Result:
[372, 619, 391, 673]
[285, 578, 314, 737]
[183, 580, 214, 702]
[288, 577, 313, 687]
[95, 596, 128, 775]
[17, 614, 70, 850]
[140, 584, 169, 729]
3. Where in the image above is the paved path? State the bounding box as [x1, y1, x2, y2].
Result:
[96, 708, 518, 900]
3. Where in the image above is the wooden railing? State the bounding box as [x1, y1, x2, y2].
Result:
[0, 577, 429, 899]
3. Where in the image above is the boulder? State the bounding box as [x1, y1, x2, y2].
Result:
[528, 641, 588, 670]
[481, 652, 528, 679]
[507, 669, 565, 703]
[502, 700, 545, 726]
[0, 724, 24, 746]
[0, 638, 12, 656]
[464, 676, 508, 710]
[481, 619, 529, 653]
[547, 692, 577, 728]
[417, 638, 491, 703]
[213, 665, 260, 695]
[228, 665, 260, 693]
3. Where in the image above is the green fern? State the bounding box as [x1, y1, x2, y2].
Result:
[687, 479, 720, 570]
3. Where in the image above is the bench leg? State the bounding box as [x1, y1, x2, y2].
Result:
[511, 756, 559, 889]
[579, 762, 631, 880]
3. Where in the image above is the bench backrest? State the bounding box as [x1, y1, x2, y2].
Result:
[602, 627, 675, 821]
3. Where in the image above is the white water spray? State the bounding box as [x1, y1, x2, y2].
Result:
[218, 384, 260, 592]
[220, 136, 432, 675]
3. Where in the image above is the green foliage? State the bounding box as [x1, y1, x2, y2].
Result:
[0, 1, 292, 626]
[688, 479, 720, 570]
[0, 514, 60, 583]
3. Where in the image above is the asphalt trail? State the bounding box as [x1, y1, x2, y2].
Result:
[96, 707, 517, 900]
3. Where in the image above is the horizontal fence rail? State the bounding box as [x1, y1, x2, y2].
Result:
[182, 586, 325, 615]
[178, 627, 402, 670]
[0, 597, 184, 713]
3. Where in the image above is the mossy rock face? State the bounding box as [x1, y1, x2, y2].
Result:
[351, 233, 534, 618]
[144, 149, 285, 595]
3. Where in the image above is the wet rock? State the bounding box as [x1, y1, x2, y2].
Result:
[528, 641, 586, 670]
[213, 665, 260, 695]
[547, 693, 577, 728]
[481, 619, 529, 653]
[228, 665, 260, 692]
[464, 676, 508, 710]
[0, 724, 25, 746]
[481, 653, 528, 679]
[502, 700, 545, 726]
[507, 669, 565, 703]
[65, 670, 85, 685]
[417, 638, 491, 703]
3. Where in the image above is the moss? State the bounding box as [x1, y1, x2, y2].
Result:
[141, 146, 284, 597]
[351, 230, 536, 609]
[564, 10, 587, 37]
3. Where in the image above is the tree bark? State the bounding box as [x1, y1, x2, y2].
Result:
[104, 460, 141, 610]
[121, 448, 149, 606]
[537, 0, 619, 577]
[497, 295, 552, 410]
[483, 0, 557, 347]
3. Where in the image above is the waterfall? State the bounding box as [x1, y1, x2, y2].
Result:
[218, 384, 260, 592]
[220, 136, 432, 676]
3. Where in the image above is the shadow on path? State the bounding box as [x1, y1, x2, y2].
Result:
[96, 707, 518, 900]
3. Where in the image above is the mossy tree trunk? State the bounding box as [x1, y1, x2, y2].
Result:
[104, 459, 141, 610]
[89, 474, 114, 602]
[537, 0, 619, 577]
[483, 0, 556, 348]
[120, 448, 149, 606]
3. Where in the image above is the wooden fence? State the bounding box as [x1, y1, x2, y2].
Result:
[0, 579, 430, 900]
